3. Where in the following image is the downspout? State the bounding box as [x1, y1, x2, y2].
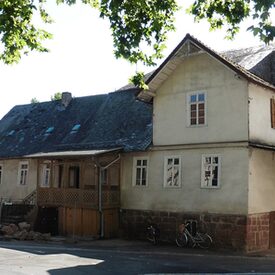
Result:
[95, 154, 121, 239]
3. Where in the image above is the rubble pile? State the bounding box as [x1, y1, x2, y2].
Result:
[0, 222, 51, 241]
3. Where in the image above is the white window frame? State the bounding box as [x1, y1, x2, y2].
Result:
[201, 154, 221, 189]
[0, 164, 3, 185]
[18, 161, 29, 186]
[187, 91, 207, 127]
[41, 162, 51, 187]
[164, 156, 182, 188]
[132, 157, 149, 187]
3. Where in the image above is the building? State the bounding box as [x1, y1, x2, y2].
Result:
[0, 34, 275, 251]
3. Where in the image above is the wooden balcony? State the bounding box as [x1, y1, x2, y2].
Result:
[37, 187, 120, 209]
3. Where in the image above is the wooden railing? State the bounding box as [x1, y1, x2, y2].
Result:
[37, 188, 120, 209]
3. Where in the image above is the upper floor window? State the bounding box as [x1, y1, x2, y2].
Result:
[133, 157, 148, 186]
[69, 166, 80, 188]
[201, 155, 221, 188]
[41, 163, 51, 187]
[164, 156, 181, 188]
[0, 164, 2, 185]
[188, 92, 206, 126]
[18, 161, 29, 185]
[270, 98, 275, 128]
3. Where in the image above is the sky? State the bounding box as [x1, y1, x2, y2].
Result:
[0, 1, 273, 119]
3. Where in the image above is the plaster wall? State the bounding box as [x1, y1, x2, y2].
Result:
[249, 83, 275, 146]
[248, 148, 275, 214]
[121, 146, 249, 215]
[153, 53, 249, 145]
[0, 158, 37, 201]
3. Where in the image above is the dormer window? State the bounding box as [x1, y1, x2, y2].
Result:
[7, 130, 15, 136]
[70, 124, 81, 134]
[187, 92, 206, 126]
[45, 126, 54, 135]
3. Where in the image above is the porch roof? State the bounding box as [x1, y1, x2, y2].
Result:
[24, 147, 122, 158]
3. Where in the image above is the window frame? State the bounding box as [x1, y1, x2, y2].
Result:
[187, 91, 207, 127]
[18, 161, 29, 186]
[201, 154, 221, 189]
[163, 156, 182, 188]
[132, 157, 149, 187]
[41, 162, 51, 188]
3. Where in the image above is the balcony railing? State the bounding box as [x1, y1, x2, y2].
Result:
[37, 188, 120, 209]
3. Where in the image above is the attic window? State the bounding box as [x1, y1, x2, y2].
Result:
[7, 130, 15, 136]
[70, 124, 81, 134]
[45, 126, 54, 135]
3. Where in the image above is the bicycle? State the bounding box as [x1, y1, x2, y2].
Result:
[175, 220, 212, 249]
[146, 223, 160, 245]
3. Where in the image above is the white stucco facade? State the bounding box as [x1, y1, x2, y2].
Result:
[153, 53, 249, 146]
[248, 148, 275, 214]
[0, 158, 37, 201]
[249, 83, 275, 146]
[121, 146, 249, 215]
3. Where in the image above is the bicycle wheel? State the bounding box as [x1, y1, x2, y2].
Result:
[175, 232, 188, 247]
[197, 233, 212, 249]
[146, 227, 157, 245]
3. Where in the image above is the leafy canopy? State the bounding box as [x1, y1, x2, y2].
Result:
[0, 0, 274, 88]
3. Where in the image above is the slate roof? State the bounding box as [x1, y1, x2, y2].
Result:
[0, 89, 152, 158]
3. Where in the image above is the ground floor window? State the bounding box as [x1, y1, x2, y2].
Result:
[201, 155, 221, 188]
[164, 156, 181, 188]
[133, 157, 148, 186]
[18, 161, 29, 185]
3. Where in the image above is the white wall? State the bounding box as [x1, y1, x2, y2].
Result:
[153, 53, 249, 145]
[248, 148, 275, 214]
[0, 158, 37, 201]
[249, 83, 275, 146]
[121, 146, 249, 215]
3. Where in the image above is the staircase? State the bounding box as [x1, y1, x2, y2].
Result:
[0, 190, 37, 225]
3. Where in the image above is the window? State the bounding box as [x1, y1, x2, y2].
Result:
[164, 156, 181, 188]
[133, 157, 148, 186]
[100, 169, 108, 185]
[0, 164, 2, 185]
[188, 92, 206, 126]
[201, 155, 221, 188]
[271, 98, 275, 128]
[70, 124, 81, 134]
[18, 161, 28, 185]
[41, 163, 51, 187]
[69, 166, 80, 188]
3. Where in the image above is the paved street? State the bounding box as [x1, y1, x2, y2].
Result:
[0, 240, 275, 274]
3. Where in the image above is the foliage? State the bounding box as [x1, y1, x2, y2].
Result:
[51, 92, 62, 101]
[30, 97, 39, 103]
[189, 0, 275, 44]
[0, 1, 274, 88]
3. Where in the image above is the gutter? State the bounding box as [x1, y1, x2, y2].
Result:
[95, 154, 121, 239]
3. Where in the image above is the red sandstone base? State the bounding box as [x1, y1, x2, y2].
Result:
[120, 209, 272, 252]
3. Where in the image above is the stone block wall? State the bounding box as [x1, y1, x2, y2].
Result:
[120, 209, 247, 250]
[246, 213, 270, 252]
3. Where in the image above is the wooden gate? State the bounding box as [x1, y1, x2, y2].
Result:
[269, 211, 275, 248]
[58, 207, 119, 238]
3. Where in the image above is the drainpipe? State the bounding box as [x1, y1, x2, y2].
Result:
[95, 154, 120, 239]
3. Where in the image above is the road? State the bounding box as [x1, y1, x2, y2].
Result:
[0, 240, 274, 274]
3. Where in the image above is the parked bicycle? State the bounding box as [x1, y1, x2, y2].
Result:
[146, 223, 160, 245]
[175, 220, 212, 249]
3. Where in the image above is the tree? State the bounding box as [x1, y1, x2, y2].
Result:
[30, 97, 39, 103]
[51, 92, 62, 101]
[0, 1, 274, 88]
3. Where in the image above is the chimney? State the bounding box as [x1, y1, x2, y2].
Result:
[61, 92, 72, 108]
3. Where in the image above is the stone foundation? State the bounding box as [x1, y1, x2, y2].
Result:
[121, 209, 273, 251]
[246, 213, 270, 252]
